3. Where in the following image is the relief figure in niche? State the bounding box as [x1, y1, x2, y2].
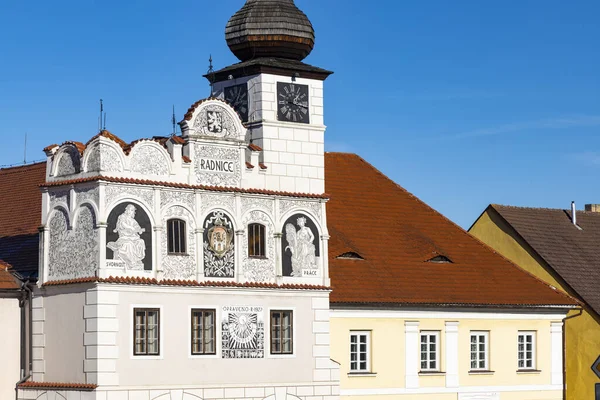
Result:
[284, 215, 318, 277]
[107, 204, 146, 269]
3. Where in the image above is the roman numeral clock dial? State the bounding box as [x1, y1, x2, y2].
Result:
[224, 83, 249, 122]
[277, 82, 309, 124]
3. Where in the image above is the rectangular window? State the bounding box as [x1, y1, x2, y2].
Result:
[350, 331, 371, 372]
[271, 310, 293, 354]
[518, 331, 536, 370]
[420, 331, 440, 371]
[248, 223, 266, 258]
[167, 218, 187, 254]
[470, 331, 489, 370]
[191, 309, 216, 355]
[134, 308, 160, 356]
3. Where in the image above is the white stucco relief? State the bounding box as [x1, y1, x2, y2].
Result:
[192, 104, 241, 139]
[105, 186, 154, 210]
[194, 145, 241, 187]
[284, 216, 318, 277]
[107, 204, 146, 270]
[162, 205, 196, 280]
[85, 142, 124, 173]
[161, 190, 195, 212]
[48, 205, 98, 280]
[55, 147, 81, 176]
[279, 200, 322, 221]
[129, 144, 170, 176]
[200, 193, 235, 215]
[76, 186, 99, 208]
[242, 210, 275, 283]
[49, 190, 70, 211]
[241, 196, 274, 215]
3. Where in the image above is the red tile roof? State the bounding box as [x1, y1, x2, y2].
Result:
[0, 162, 45, 279]
[325, 153, 576, 307]
[18, 381, 97, 391]
[43, 275, 330, 290]
[42, 175, 328, 199]
[0, 260, 19, 289]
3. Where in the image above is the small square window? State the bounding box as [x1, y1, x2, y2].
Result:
[134, 308, 160, 356]
[191, 309, 216, 355]
[350, 331, 371, 373]
[271, 310, 293, 354]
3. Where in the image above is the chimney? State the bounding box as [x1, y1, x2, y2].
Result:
[585, 204, 600, 213]
[571, 201, 577, 226]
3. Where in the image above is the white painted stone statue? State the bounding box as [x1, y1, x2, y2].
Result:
[285, 216, 317, 277]
[107, 204, 146, 269]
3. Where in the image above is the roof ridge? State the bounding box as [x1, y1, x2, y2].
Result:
[0, 162, 45, 173]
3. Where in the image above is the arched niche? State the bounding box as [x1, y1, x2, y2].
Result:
[54, 145, 81, 176]
[106, 202, 153, 271]
[281, 213, 320, 277]
[203, 210, 235, 278]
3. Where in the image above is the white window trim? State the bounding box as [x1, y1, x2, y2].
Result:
[469, 331, 489, 371]
[267, 306, 297, 359]
[517, 331, 537, 370]
[188, 305, 220, 359]
[420, 330, 440, 372]
[130, 304, 164, 360]
[349, 330, 371, 373]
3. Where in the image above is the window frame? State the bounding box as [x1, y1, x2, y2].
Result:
[191, 308, 217, 356]
[420, 330, 441, 372]
[133, 307, 161, 357]
[270, 309, 294, 355]
[517, 331, 536, 370]
[349, 330, 371, 373]
[167, 218, 187, 255]
[248, 223, 267, 259]
[469, 331, 490, 371]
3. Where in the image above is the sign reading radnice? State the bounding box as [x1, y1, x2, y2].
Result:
[198, 157, 235, 174]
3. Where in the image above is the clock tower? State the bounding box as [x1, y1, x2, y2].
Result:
[207, 0, 333, 195]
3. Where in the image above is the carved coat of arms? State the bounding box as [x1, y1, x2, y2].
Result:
[206, 211, 233, 257]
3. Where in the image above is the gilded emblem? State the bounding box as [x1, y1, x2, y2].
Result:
[206, 211, 233, 258]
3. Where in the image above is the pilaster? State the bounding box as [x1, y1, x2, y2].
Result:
[31, 295, 45, 382]
[404, 321, 419, 389]
[550, 321, 563, 385]
[445, 321, 459, 388]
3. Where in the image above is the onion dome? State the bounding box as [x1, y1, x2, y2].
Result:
[225, 0, 315, 62]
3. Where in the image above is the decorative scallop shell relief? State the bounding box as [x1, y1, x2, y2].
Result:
[48, 206, 98, 280]
[161, 205, 196, 280]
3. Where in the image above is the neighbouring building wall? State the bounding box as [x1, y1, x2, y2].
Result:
[469, 209, 597, 400]
[0, 297, 20, 400]
[330, 309, 566, 400]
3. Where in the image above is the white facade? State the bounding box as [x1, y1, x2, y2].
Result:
[0, 297, 21, 400]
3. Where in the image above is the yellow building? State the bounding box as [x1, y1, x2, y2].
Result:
[324, 154, 578, 400]
[469, 204, 600, 400]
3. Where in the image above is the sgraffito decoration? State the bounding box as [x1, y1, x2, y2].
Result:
[55, 146, 81, 176]
[221, 306, 264, 359]
[106, 203, 152, 271]
[281, 213, 320, 277]
[48, 205, 98, 280]
[194, 145, 241, 187]
[161, 205, 196, 280]
[242, 211, 275, 283]
[203, 211, 235, 278]
[192, 104, 241, 139]
[129, 144, 170, 176]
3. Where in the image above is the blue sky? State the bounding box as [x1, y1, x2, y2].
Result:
[1, 0, 599, 228]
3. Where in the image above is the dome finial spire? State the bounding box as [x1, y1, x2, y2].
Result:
[225, 0, 315, 62]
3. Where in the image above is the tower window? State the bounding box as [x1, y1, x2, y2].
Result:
[167, 218, 187, 254]
[248, 223, 266, 258]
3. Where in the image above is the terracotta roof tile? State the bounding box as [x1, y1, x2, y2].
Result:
[487, 204, 600, 314]
[0, 260, 20, 289]
[43, 275, 330, 291]
[325, 153, 576, 307]
[0, 162, 45, 279]
[18, 381, 97, 390]
[183, 97, 233, 121]
[85, 130, 128, 149]
[43, 144, 58, 153]
[42, 176, 328, 199]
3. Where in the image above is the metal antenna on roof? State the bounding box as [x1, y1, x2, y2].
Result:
[98, 99, 103, 132]
[171, 105, 177, 135]
[23, 132, 27, 164]
[207, 54, 215, 96]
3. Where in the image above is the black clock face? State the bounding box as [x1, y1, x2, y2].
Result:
[277, 82, 309, 124]
[224, 83, 249, 122]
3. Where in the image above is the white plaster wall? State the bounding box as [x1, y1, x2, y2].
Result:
[42, 287, 87, 383]
[0, 297, 20, 400]
[114, 287, 325, 387]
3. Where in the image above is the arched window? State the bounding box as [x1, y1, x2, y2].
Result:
[167, 218, 187, 254]
[248, 223, 266, 258]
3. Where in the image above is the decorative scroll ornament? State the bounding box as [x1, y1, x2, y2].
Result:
[162, 206, 196, 280]
[76, 186, 99, 208]
[106, 205, 146, 270]
[279, 199, 322, 220]
[241, 196, 274, 215]
[160, 190, 195, 212]
[203, 211, 235, 278]
[222, 306, 265, 359]
[49, 190, 70, 211]
[201, 193, 235, 214]
[105, 186, 154, 209]
[130, 144, 170, 176]
[85, 143, 124, 173]
[192, 104, 240, 139]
